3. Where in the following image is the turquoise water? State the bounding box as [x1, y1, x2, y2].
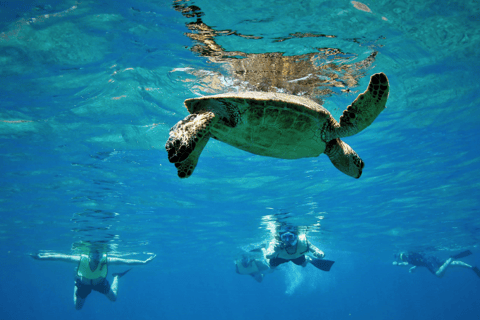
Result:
[1, 0, 480, 319]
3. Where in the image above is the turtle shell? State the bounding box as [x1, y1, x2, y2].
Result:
[184, 92, 335, 159]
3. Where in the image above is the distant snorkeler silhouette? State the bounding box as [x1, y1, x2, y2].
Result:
[393, 250, 480, 279]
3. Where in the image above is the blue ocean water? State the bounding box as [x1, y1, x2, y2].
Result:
[1, 0, 480, 319]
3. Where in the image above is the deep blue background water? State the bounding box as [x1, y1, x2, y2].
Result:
[1, 0, 480, 319]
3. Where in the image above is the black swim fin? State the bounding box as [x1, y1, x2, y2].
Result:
[310, 258, 335, 272]
[112, 268, 132, 278]
[451, 250, 472, 260]
[472, 266, 480, 278]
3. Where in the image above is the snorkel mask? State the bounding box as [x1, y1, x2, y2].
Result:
[280, 232, 298, 246]
[88, 250, 103, 263]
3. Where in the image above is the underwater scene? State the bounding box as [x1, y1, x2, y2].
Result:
[1, 0, 480, 319]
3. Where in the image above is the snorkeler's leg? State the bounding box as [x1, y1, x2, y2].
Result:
[105, 277, 119, 302]
[449, 261, 473, 269]
[74, 285, 86, 310]
[435, 258, 454, 278]
[301, 256, 311, 267]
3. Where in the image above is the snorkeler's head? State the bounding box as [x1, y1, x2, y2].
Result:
[89, 250, 102, 261]
[280, 232, 298, 246]
[399, 252, 407, 262]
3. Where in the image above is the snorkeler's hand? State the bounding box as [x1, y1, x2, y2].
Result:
[313, 250, 325, 259]
[145, 254, 156, 263]
[409, 266, 416, 273]
[392, 261, 398, 266]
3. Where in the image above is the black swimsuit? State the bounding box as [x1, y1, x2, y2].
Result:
[268, 243, 308, 267]
[75, 278, 111, 299]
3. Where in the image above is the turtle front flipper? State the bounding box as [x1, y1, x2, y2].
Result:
[165, 112, 217, 178]
[173, 134, 210, 178]
[337, 73, 389, 138]
[324, 138, 364, 179]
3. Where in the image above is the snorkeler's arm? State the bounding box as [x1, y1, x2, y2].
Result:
[392, 261, 409, 266]
[262, 241, 279, 259]
[108, 254, 156, 265]
[408, 266, 417, 273]
[30, 252, 81, 263]
[307, 241, 325, 259]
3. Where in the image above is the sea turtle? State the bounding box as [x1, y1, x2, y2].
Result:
[165, 72, 389, 179]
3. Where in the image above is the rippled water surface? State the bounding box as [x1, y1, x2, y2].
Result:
[1, 1, 480, 319]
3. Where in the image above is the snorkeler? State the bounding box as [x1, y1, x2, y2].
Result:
[393, 250, 480, 278]
[31, 250, 156, 310]
[235, 255, 274, 283]
[262, 226, 334, 271]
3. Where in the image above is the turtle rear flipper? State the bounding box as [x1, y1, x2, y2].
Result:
[337, 73, 389, 138]
[325, 138, 364, 179]
[165, 112, 216, 178]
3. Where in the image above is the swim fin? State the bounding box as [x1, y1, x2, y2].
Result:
[309, 258, 335, 272]
[472, 266, 480, 278]
[451, 250, 472, 260]
[112, 268, 132, 278]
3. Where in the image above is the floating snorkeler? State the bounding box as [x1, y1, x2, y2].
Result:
[393, 250, 480, 279]
[235, 225, 333, 283]
[262, 225, 334, 272]
[166, 73, 389, 178]
[31, 249, 156, 310]
[167, 1, 389, 178]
